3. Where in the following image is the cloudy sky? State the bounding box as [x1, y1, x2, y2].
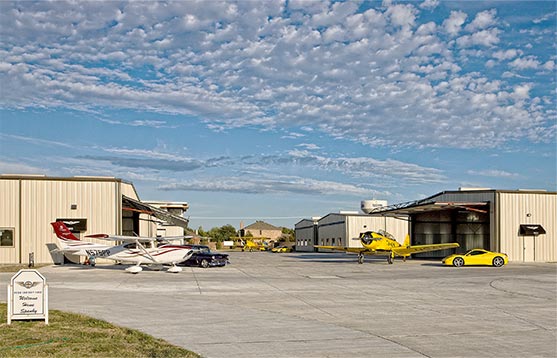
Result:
[1, 0, 555, 230]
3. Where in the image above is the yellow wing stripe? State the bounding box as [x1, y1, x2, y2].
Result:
[314, 246, 365, 253]
[392, 243, 459, 256]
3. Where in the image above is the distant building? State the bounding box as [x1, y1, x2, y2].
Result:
[242, 220, 282, 240]
[295, 214, 408, 252]
[143, 201, 190, 237]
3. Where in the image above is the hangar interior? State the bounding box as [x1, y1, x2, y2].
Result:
[0, 175, 189, 265]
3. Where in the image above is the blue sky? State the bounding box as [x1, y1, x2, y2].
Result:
[1, 0, 555, 230]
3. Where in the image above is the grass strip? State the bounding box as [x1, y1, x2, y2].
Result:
[0, 303, 200, 358]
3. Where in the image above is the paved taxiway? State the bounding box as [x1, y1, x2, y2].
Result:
[1, 252, 556, 358]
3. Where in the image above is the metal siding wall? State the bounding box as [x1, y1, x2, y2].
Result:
[0, 179, 20, 263]
[315, 215, 410, 250]
[498, 193, 556, 262]
[121, 182, 139, 199]
[346, 216, 409, 248]
[19, 179, 118, 264]
[295, 220, 315, 252]
[384, 217, 410, 244]
[317, 216, 345, 248]
[433, 191, 496, 203]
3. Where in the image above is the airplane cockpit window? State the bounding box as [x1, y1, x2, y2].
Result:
[124, 243, 137, 249]
[377, 229, 395, 240]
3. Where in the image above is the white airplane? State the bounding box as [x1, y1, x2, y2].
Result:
[51, 221, 194, 274]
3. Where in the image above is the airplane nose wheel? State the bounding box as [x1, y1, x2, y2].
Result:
[358, 253, 364, 264]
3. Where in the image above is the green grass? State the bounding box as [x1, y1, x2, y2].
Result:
[0, 303, 200, 358]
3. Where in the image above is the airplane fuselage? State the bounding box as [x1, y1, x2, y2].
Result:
[72, 244, 192, 265]
[360, 231, 403, 253]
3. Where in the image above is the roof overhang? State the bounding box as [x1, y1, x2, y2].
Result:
[122, 195, 189, 228]
[368, 201, 489, 216]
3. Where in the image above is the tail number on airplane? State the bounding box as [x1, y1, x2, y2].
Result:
[85, 249, 110, 257]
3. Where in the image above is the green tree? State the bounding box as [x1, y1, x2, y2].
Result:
[281, 227, 295, 241]
[207, 224, 237, 242]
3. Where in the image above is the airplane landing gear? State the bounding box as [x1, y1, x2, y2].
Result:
[387, 253, 394, 264]
[358, 252, 364, 264]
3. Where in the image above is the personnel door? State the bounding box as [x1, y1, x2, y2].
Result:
[522, 236, 535, 262]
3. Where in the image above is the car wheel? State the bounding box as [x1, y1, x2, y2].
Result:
[200, 259, 209, 268]
[492, 256, 505, 267]
[453, 257, 464, 267]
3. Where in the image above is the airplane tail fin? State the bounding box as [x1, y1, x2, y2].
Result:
[51, 221, 82, 247]
[403, 234, 410, 247]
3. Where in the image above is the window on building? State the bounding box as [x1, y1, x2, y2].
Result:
[0, 228, 14, 247]
[332, 238, 335, 245]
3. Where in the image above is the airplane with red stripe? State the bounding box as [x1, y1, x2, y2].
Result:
[51, 221, 194, 274]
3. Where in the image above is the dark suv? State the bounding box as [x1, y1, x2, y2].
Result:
[178, 245, 229, 268]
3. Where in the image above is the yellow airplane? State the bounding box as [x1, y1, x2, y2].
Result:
[242, 240, 267, 252]
[316, 230, 459, 264]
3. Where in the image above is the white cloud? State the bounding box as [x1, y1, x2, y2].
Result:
[0, 160, 49, 175]
[492, 49, 521, 61]
[0, 1, 554, 151]
[419, 0, 439, 10]
[467, 169, 519, 178]
[443, 10, 467, 37]
[464, 9, 497, 32]
[456, 28, 500, 48]
[533, 11, 556, 24]
[509, 56, 541, 70]
[159, 175, 375, 196]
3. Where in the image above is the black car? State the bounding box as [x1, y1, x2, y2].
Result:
[178, 245, 229, 268]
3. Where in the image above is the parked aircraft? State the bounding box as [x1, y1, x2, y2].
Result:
[242, 239, 267, 251]
[316, 230, 459, 264]
[51, 221, 193, 274]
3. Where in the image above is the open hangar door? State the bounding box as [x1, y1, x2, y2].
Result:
[121, 196, 189, 237]
[371, 201, 490, 258]
[411, 204, 490, 258]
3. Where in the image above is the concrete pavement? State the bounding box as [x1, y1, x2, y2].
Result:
[1, 252, 556, 358]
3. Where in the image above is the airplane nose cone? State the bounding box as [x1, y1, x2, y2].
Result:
[361, 233, 373, 245]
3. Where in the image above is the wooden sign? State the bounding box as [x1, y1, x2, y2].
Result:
[7, 269, 49, 324]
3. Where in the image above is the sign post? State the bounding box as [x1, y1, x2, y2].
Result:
[7, 269, 49, 325]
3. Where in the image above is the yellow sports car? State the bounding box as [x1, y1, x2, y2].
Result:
[442, 249, 508, 267]
[271, 246, 292, 253]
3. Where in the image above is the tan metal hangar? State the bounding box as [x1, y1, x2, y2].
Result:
[0, 175, 189, 265]
[296, 189, 555, 262]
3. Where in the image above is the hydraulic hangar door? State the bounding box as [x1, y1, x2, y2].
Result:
[412, 205, 490, 258]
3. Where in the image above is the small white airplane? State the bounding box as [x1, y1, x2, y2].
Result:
[51, 221, 194, 274]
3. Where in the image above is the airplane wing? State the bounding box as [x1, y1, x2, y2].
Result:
[158, 236, 193, 241]
[86, 235, 157, 243]
[315, 246, 373, 254]
[85, 234, 192, 242]
[392, 243, 459, 256]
